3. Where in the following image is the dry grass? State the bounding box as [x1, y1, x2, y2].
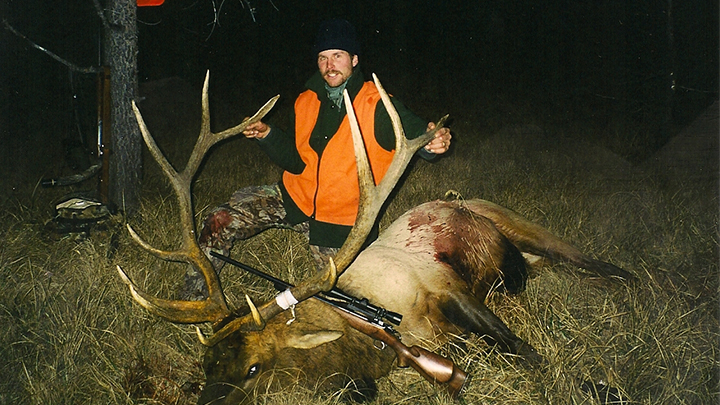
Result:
[0, 86, 717, 405]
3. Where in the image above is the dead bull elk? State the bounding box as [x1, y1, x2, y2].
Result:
[117, 71, 634, 404]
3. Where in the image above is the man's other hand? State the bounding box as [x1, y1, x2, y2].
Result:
[424, 123, 451, 154]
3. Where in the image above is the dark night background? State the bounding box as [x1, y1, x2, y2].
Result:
[0, 3, 718, 402]
[0, 0, 718, 199]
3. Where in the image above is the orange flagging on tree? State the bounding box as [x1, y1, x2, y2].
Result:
[137, 0, 164, 6]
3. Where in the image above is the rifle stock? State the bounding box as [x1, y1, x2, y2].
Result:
[333, 307, 468, 399]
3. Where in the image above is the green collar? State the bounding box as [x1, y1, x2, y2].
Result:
[325, 80, 349, 108]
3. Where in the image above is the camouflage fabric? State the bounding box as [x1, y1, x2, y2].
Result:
[181, 184, 339, 300]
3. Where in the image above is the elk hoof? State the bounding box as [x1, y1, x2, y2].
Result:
[518, 343, 545, 367]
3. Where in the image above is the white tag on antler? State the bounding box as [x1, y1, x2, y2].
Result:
[275, 289, 299, 310]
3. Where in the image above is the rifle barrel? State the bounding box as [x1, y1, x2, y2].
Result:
[209, 251, 402, 326]
[211, 251, 291, 291]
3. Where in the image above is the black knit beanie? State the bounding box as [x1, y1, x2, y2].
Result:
[312, 19, 360, 56]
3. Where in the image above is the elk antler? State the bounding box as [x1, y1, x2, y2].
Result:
[116, 70, 278, 326]
[202, 73, 448, 345]
[118, 71, 447, 346]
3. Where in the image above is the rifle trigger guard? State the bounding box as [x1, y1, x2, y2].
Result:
[373, 339, 387, 351]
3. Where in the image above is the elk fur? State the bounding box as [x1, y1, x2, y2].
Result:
[199, 196, 632, 404]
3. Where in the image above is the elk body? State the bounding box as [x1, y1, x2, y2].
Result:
[117, 72, 633, 404]
[200, 197, 631, 403]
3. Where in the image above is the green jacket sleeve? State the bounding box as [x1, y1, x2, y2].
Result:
[255, 109, 306, 175]
[374, 97, 437, 160]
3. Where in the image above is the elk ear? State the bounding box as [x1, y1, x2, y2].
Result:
[285, 330, 344, 349]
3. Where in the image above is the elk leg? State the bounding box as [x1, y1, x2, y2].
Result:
[439, 292, 544, 365]
[464, 199, 635, 281]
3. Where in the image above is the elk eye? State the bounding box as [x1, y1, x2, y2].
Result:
[246, 364, 260, 379]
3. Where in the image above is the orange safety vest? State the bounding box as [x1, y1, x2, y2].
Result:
[283, 82, 395, 226]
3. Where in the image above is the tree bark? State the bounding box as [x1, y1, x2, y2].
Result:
[103, 0, 142, 213]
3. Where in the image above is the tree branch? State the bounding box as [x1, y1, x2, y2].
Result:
[3, 18, 99, 74]
[92, 0, 111, 31]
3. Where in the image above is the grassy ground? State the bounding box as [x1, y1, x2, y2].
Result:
[0, 79, 717, 404]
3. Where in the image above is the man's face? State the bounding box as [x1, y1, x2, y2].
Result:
[317, 49, 358, 88]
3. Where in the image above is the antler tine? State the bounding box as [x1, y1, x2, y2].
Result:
[205, 74, 449, 345]
[183, 71, 280, 184]
[372, 73, 448, 197]
[121, 72, 278, 328]
[331, 73, 446, 271]
[116, 265, 230, 323]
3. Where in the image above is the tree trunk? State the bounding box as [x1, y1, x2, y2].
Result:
[104, 0, 141, 213]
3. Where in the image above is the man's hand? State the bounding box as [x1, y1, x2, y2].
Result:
[243, 120, 271, 139]
[424, 122, 452, 154]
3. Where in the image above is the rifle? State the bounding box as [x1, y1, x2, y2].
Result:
[97, 66, 111, 205]
[210, 251, 401, 326]
[211, 251, 468, 399]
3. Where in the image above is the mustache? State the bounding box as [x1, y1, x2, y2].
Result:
[324, 70, 342, 77]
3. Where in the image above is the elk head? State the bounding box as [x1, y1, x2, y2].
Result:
[116, 71, 446, 402]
